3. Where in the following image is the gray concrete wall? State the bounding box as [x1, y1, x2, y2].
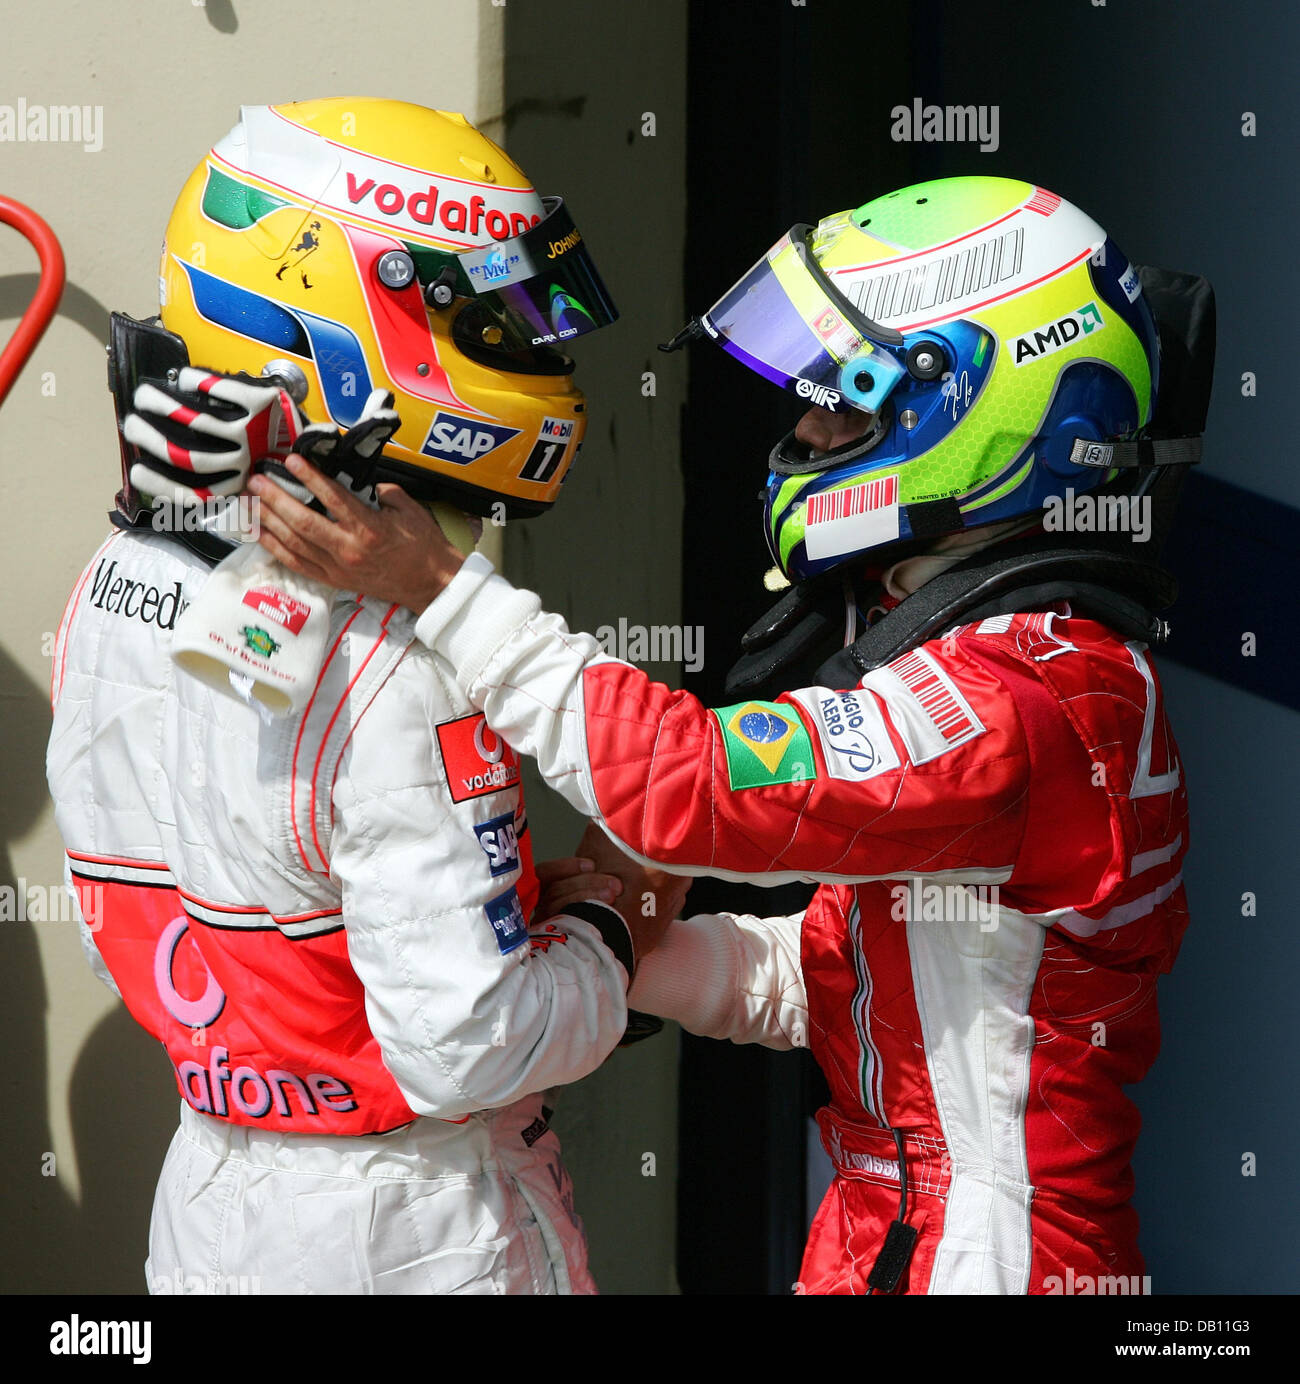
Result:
[498, 0, 688, 1295]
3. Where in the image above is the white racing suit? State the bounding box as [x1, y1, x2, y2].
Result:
[46, 529, 635, 1295]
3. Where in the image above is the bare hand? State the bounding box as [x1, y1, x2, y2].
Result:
[533, 855, 623, 922]
[575, 821, 692, 956]
[247, 455, 464, 610]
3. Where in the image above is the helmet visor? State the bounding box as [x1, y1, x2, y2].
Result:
[458, 196, 618, 351]
[700, 225, 908, 413]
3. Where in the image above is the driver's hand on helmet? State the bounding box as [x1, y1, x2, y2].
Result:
[248, 454, 461, 612]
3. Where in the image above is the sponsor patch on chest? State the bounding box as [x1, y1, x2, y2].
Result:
[474, 811, 521, 877]
[436, 714, 522, 802]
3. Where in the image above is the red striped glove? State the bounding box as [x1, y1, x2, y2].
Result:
[125, 368, 307, 504]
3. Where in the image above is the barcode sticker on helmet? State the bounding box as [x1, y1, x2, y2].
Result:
[804, 475, 900, 561]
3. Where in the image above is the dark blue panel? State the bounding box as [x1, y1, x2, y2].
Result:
[1161, 472, 1299, 710]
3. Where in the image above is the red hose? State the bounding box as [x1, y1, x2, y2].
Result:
[0, 195, 66, 408]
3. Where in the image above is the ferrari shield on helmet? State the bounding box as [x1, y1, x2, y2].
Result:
[667, 176, 1194, 582]
[130, 98, 616, 521]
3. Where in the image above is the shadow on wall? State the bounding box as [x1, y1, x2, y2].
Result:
[0, 276, 110, 352]
[0, 643, 176, 1294]
[202, 0, 238, 35]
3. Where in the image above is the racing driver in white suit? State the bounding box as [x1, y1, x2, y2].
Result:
[46, 99, 668, 1295]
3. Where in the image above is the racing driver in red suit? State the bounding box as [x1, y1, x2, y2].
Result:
[248, 177, 1214, 1294]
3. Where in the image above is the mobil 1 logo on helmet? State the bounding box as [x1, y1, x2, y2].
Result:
[519, 416, 576, 483]
[422, 412, 520, 464]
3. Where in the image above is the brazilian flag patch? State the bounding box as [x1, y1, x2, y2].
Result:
[712, 701, 817, 790]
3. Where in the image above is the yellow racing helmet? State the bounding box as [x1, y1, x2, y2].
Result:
[154, 98, 617, 517]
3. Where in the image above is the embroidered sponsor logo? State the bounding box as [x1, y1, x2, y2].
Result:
[1008, 301, 1105, 366]
[474, 811, 520, 877]
[89, 559, 189, 629]
[437, 714, 522, 803]
[865, 648, 986, 764]
[155, 921, 358, 1118]
[421, 411, 520, 464]
[803, 474, 900, 562]
[520, 1105, 555, 1146]
[828, 1125, 901, 1180]
[713, 700, 817, 790]
[241, 585, 310, 635]
[239, 625, 280, 658]
[174, 1043, 357, 1120]
[841, 1150, 901, 1180]
[529, 926, 568, 954]
[789, 687, 900, 782]
[485, 887, 529, 954]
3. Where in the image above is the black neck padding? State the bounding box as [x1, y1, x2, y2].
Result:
[725, 540, 1177, 699]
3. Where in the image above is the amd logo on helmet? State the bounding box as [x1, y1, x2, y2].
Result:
[1008, 302, 1105, 366]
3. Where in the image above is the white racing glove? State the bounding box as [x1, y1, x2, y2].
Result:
[125, 368, 307, 503]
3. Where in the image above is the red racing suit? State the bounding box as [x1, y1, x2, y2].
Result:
[415, 553, 1190, 1295]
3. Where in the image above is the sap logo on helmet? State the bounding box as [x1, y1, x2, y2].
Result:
[1119, 263, 1142, 303]
[794, 378, 843, 411]
[1008, 302, 1105, 367]
[421, 412, 520, 464]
